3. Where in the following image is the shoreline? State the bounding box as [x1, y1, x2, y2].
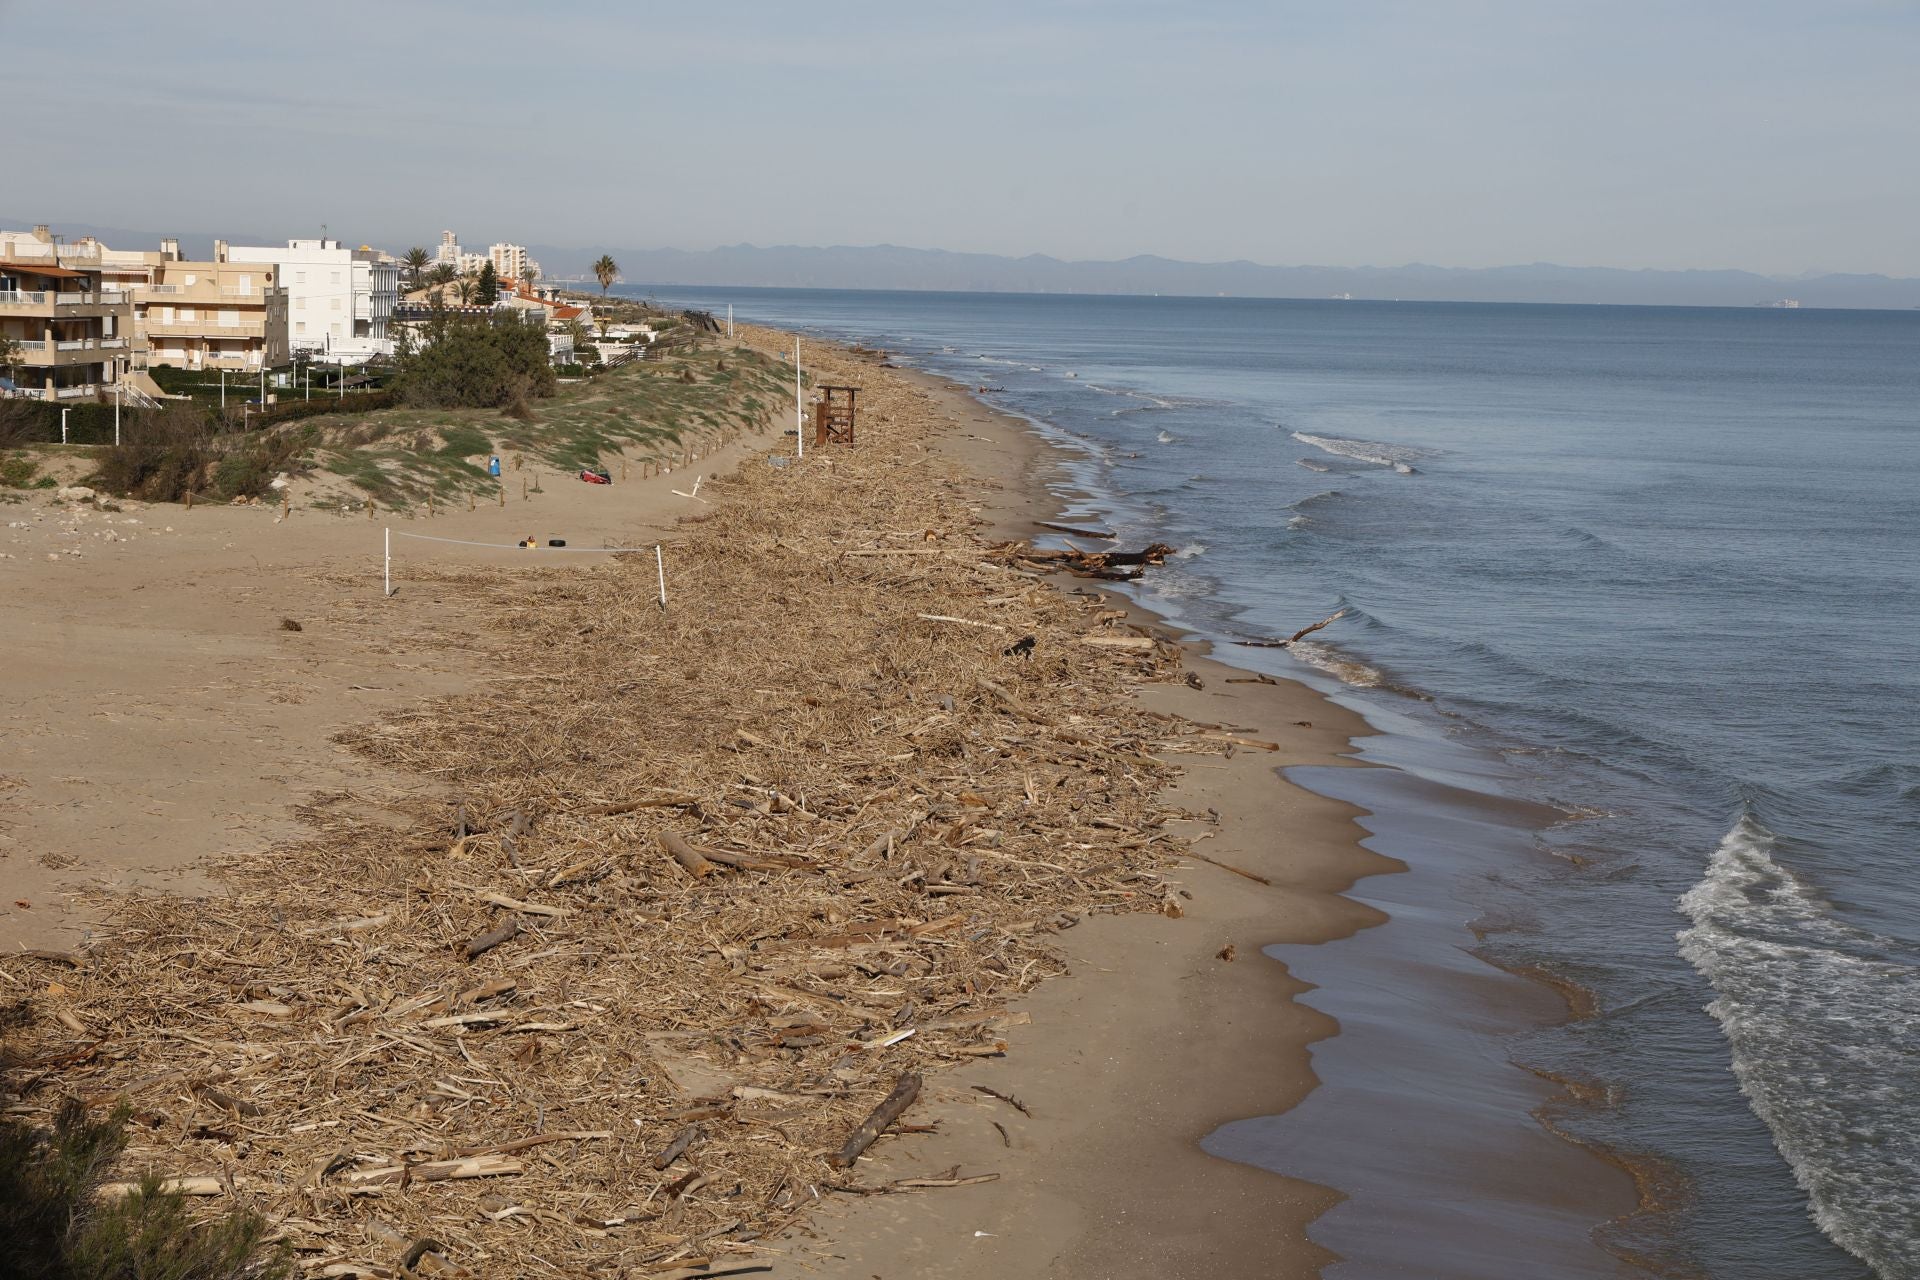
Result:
[789, 337, 1644, 1276]
[1, 321, 1643, 1278]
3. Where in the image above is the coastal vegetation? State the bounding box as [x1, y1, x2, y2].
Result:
[0, 1076, 288, 1280]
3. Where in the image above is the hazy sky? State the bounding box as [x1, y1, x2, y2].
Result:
[6, 0, 1916, 276]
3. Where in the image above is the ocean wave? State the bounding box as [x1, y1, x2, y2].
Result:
[1296, 458, 1332, 473]
[1173, 543, 1207, 559]
[1291, 430, 1428, 474]
[1287, 640, 1391, 689]
[1677, 815, 1920, 1276]
[1157, 430, 1178, 444]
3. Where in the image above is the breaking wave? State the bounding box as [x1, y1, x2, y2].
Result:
[1678, 815, 1920, 1277]
[1291, 430, 1427, 474]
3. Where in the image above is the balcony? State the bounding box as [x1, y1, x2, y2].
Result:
[145, 319, 267, 339]
[0, 289, 130, 317]
[11, 344, 118, 369]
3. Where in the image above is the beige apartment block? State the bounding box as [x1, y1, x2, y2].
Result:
[101, 238, 291, 372]
[0, 227, 133, 402]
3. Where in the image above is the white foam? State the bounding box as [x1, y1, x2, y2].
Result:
[1291, 430, 1428, 472]
[1677, 816, 1920, 1276]
[1157, 430, 1177, 444]
[1289, 641, 1388, 688]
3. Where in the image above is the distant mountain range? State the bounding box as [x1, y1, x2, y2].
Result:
[529, 244, 1920, 309]
[10, 217, 1916, 309]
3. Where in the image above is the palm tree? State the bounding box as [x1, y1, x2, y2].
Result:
[455, 277, 477, 305]
[428, 263, 456, 287]
[520, 265, 539, 294]
[403, 246, 430, 291]
[593, 254, 619, 297]
[0, 333, 18, 384]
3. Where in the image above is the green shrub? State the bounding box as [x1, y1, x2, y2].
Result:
[393, 309, 555, 409]
[0, 454, 38, 488]
[0, 1096, 289, 1280]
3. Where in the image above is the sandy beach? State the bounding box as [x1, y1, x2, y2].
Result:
[3, 323, 1629, 1278]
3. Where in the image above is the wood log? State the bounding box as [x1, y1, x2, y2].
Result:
[98, 1176, 223, 1199]
[476, 890, 568, 917]
[830, 1073, 922, 1168]
[659, 831, 716, 878]
[650, 1124, 700, 1171]
[1034, 521, 1114, 539]
[586, 793, 700, 815]
[1234, 607, 1351, 648]
[462, 917, 522, 961]
[340, 1155, 524, 1187]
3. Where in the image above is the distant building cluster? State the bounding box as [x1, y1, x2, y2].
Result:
[434, 230, 539, 287]
[1, 221, 595, 405]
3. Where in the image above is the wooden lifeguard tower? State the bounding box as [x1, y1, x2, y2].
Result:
[812, 385, 860, 446]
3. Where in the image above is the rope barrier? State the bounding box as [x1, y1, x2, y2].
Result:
[388, 531, 654, 553]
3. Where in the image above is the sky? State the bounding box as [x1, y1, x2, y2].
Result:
[5, 0, 1917, 277]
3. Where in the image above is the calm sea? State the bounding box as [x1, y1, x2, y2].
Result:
[625, 285, 1920, 1279]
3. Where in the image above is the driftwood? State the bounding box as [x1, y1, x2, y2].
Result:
[1186, 850, 1273, 886]
[1034, 521, 1114, 539]
[651, 1125, 700, 1170]
[994, 541, 1176, 582]
[462, 917, 522, 961]
[99, 1176, 224, 1199]
[659, 831, 716, 878]
[830, 1073, 921, 1168]
[1234, 608, 1351, 648]
[340, 1155, 525, 1187]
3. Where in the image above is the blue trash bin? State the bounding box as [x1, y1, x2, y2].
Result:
[488, 456, 501, 477]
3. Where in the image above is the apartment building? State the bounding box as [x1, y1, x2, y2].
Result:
[226, 238, 399, 360]
[435, 229, 462, 268]
[489, 242, 539, 283]
[0, 226, 133, 401]
[95, 239, 289, 372]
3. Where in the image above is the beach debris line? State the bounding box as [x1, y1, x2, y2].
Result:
[991, 540, 1178, 582]
[8, 323, 1236, 1277]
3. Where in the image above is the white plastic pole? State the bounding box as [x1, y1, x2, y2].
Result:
[220, 368, 226, 408]
[794, 337, 803, 458]
[384, 526, 391, 597]
[61, 408, 69, 445]
[114, 381, 121, 446]
[654, 544, 666, 609]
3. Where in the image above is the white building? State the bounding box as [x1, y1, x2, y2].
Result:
[226, 237, 398, 360]
[489, 242, 540, 284]
[435, 229, 461, 268]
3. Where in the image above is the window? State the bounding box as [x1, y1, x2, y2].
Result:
[296, 297, 305, 310]
[331, 298, 341, 311]
[331, 271, 342, 285]
[237, 274, 251, 292]
[184, 274, 197, 286]
[295, 321, 305, 334]
[180, 307, 197, 321]
[296, 271, 305, 284]
[220, 310, 238, 328]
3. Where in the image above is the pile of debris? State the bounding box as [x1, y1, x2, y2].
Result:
[3, 331, 1237, 1278]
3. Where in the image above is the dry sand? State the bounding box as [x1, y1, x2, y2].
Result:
[1, 426, 772, 953]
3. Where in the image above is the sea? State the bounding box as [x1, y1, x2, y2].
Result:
[620, 285, 1920, 1279]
